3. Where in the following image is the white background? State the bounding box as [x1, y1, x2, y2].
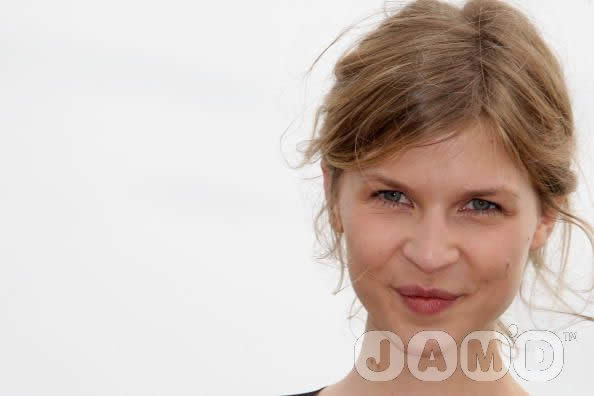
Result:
[0, 1, 593, 395]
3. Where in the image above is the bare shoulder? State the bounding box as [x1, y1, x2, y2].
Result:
[316, 382, 350, 396]
[504, 382, 531, 396]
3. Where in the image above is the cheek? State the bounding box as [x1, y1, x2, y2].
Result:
[342, 211, 404, 303]
[343, 211, 400, 273]
[469, 227, 531, 309]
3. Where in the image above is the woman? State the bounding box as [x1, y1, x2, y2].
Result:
[284, 0, 594, 395]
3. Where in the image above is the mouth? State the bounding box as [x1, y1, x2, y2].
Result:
[394, 285, 463, 315]
[398, 294, 460, 315]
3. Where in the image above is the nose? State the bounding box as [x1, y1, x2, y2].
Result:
[401, 209, 460, 273]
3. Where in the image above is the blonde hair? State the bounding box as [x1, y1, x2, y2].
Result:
[290, 0, 594, 340]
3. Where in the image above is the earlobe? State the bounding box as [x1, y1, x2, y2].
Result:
[529, 199, 562, 251]
[321, 160, 344, 234]
[321, 160, 331, 200]
[321, 161, 333, 215]
[529, 221, 551, 251]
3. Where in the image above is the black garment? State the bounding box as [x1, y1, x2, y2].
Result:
[281, 386, 326, 396]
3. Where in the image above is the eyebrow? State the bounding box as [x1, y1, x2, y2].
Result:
[362, 172, 520, 200]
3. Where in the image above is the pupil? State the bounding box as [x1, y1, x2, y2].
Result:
[475, 199, 488, 209]
[389, 192, 401, 201]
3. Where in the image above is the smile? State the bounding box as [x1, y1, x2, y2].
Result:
[398, 294, 460, 315]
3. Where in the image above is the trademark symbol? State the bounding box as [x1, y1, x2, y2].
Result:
[563, 331, 577, 342]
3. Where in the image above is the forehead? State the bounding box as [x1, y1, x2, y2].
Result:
[351, 127, 532, 195]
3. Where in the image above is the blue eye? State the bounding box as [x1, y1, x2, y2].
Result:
[465, 198, 502, 216]
[374, 191, 408, 207]
[372, 191, 503, 216]
[381, 191, 400, 202]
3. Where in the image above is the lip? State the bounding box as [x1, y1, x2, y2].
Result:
[395, 285, 461, 300]
[395, 285, 462, 315]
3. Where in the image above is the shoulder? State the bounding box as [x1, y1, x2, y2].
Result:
[280, 386, 326, 396]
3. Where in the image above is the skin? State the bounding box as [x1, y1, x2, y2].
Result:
[319, 125, 560, 396]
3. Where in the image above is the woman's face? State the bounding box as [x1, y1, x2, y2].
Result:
[323, 126, 557, 350]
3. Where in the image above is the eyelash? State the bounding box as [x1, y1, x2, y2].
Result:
[371, 190, 503, 216]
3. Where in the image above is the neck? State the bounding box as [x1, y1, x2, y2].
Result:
[338, 318, 527, 396]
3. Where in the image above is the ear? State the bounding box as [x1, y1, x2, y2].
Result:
[321, 160, 344, 234]
[529, 197, 564, 251]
